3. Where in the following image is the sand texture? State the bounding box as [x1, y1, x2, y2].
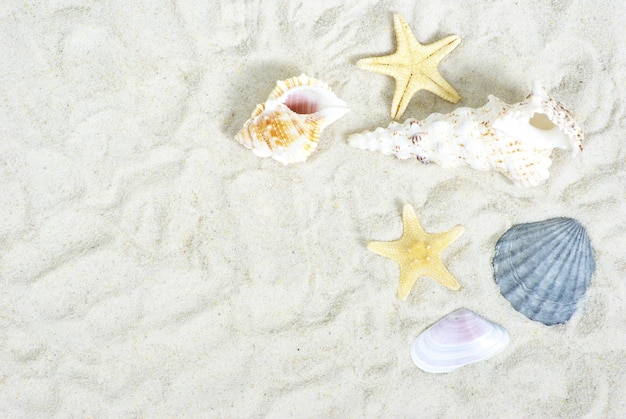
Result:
[1, 0, 625, 417]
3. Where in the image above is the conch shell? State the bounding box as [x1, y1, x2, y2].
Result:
[235, 74, 349, 165]
[348, 82, 584, 187]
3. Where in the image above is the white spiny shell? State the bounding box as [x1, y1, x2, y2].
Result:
[411, 309, 509, 373]
[235, 74, 349, 165]
[348, 82, 583, 187]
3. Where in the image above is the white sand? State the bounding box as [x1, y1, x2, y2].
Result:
[1, 0, 625, 416]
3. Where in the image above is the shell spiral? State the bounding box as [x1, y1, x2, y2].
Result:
[235, 74, 349, 165]
[348, 82, 584, 187]
[493, 218, 595, 325]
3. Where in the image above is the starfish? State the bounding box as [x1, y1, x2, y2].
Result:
[367, 204, 465, 301]
[357, 14, 461, 120]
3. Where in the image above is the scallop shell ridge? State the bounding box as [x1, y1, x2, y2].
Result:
[493, 217, 595, 325]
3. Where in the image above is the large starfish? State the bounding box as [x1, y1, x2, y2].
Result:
[368, 204, 464, 301]
[357, 14, 461, 120]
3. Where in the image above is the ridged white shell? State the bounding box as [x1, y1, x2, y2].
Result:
[235, 74, 349, 164]
[493, 218, 595, 325]
[348, 81, 583, 187]
[411, 309, 509, 373]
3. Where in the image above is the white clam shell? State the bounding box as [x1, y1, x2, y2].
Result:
[410, 309, 509, 373]
[235, 74, 349, 165]
[348, 81, 583, 187]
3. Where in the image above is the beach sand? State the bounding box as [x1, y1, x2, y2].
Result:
[1, 0, 625, 416]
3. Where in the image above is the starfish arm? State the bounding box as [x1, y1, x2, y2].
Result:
[356, 55, 404, 77]
[401, 204, 426, 235]
[397, 265, 421, 301]
[436, 225, 465, 248]
[392, 15, 418, 56]
[427, 225, 464, 291]
[367, 240, 404, 260]
[391, 74, 416, 120]
[422, 34, 461, 60]
[420, 67, 461, 104]
[391, 72, 454, 121]
[420, 35, 461, 103]
[425, 262, 461, 290]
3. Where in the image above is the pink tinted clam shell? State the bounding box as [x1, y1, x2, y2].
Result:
[411, 309, 509, 373]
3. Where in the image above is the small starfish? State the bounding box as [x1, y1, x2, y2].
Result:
[357, 14, 461, 120]
[368, 204, 465, 301]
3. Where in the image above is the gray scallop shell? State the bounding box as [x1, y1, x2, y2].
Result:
[493, 218, 595, 325]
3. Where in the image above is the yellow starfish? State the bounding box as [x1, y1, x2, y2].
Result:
[368, 204, 465, 301]
[357, 14, 461, 120]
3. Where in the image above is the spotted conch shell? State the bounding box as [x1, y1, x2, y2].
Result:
[348, 82, 583, 187]
[235, 74, 349, 165]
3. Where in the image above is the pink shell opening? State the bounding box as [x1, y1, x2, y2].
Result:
[284, 92, 319, 114]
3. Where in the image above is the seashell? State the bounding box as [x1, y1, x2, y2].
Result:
[348, 81, 584, 187]
[410, 308, 509, 373]
[235, 74, 349, 165]
[493, 218, 595, 325]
